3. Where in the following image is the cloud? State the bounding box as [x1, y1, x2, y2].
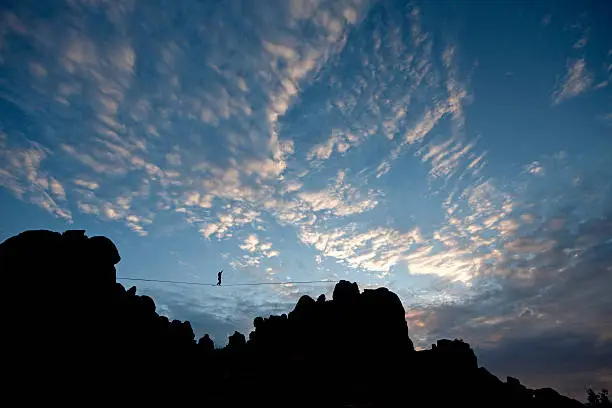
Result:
[297, 170, 379, 218]
[50, 178, 67, 200]
[0, 0, 484, 287]
[552, 58, 593, 105]
[420, 137, 476, 180]
[0, 134, 72, 222]
[74, 179, 100, 190]
[399, 104, 448, 147]
[403, 209, 612, 392]
[299, 225, 422, 275]
[306, 130, 363, 162]
[2, 1, 611, 397]
[77, 201, 99, 215]
[573, 35, 588, 49]
[380, 41, 472, 182]
[240, 234, 260, 253]
[236, 233, 280, 266]
[200, 206, 261, 240]
[376, 160, 391, 178]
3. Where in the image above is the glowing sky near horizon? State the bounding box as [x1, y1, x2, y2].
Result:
[0, 0, 611, 398]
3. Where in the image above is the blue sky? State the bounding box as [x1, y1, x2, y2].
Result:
[1, 0, 611, 397]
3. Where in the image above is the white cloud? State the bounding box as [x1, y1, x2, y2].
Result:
[299, 225, 422, 275]
[525, 161, 545, 176]
[0, 0, 377, 241]
[50, 178, 67, 200]
[265, 250, 280, 258]
[307, 137, 335, 161]
[240, 234, 260, 253]
[74, 179, 100, 190]
[103, 205, 122, 220]
[405, 245, 477, 282]
[420, 137, 476, 180]
[297, 170, 378, 217]
[552, 59, 593, 105]
[281, 180, 303, 195]
[77, 201, 99, 215]
[405, 104, 448, 145]
[306, 130, 363, 162]
[61, 144, 126, 175]
[235, 233, 279, 266]
[183, 191, 213, 208]
[0, 135, 72, 222]
[376, 160, 391, 178]
[200, 224, 220, 239]
[200, 206, 260, 240]
[230, 254, 262, 268]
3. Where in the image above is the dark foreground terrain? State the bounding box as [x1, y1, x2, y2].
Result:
[0, 230, 588, 407]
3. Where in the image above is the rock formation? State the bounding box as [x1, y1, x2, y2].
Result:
[0, 230, 585, 408]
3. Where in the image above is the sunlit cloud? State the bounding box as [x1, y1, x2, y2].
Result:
[74, 179, 100, 190]
[1, 0, 611, 396]
[0, 134, 72, 222]
[299, 225, 423, 276]
[552, 58, 593, 105]
[200, 206, 261, 240]
[297, 170, 379, 217]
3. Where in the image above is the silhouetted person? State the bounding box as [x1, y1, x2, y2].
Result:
[217, 270, 223, 286]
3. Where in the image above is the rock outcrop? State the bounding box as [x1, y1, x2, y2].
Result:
[0, 230, 585, 408]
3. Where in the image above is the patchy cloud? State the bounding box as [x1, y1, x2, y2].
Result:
[1, 0, 611, 398]
[0, 134, 72, 222]
[552, 59, 593, 105]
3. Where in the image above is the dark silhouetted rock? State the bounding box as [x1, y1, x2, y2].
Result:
[0, 229, 586, 408]
[332, 279, 359, 303]
[507, 376, 521, 387]
[293, 294, 316, 314]
[228, 331, 246, 349]
[198, 334, 214, 352]
[90, 235, 121, 265]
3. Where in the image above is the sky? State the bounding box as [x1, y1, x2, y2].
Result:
[1, 0, 611, 398]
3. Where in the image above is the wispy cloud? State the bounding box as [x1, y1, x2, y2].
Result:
[573, 36, 588, 49]
[74, 179, 100, 190]
[407, 215, 612, 397]
[1, 2, 612, 396]
[0, 134, 72, 222]
[297, 170, 379, 218]
[552, 58, 593, 105]
[299, 224, 422, 276]
[200, 206, 261, 240]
